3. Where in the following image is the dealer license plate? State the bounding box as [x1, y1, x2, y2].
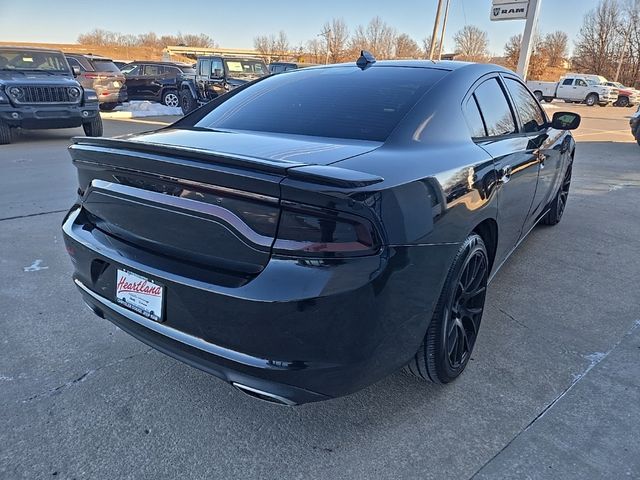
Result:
[116, 269, 164, 322]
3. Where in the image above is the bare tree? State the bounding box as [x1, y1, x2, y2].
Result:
[542, 31, 569, 67]
[350, 17, 397, 59]
[422, 36, 441, 58]
[254, 31, 290, 62]
[572, 0, 622, 76]
[394, 33, 422, 58]
[306, 38, 326, 64]
[453, 25, 489, 62]
[503, 33, 549, 79]
[78, 29, 215, 48]
[322, 18, 350, 63]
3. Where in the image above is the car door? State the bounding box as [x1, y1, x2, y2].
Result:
[573, 78, 589, 101]
[141, 64, 164, 100]
[469, 76, 541, 265]
[556, 78, 576, 100]
[122, 64, 144, 100]
[503, 75, 564, 232]
[196, 59, 211, 100]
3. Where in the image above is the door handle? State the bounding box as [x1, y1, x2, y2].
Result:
[498, 165, 512, 184]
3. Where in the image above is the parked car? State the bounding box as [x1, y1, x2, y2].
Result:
[629, 105, 640, 145]
[527, 75, 618, 106]
[269, 62, 320, 74]
[62, 54, 580, 405]
[120, 61, 195, 107]
[178, 55, 268, 114]
[65, 53, 127, 111]
[603, 81, 640, 107]
[0, 46, 101, 144]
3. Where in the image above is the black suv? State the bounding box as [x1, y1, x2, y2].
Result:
[65, 54, 127, 111]
[179, 56, 268, 114]
[121, 61, 195, 107]
[0, 46, 102, 144]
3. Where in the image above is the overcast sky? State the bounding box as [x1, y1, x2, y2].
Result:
[0, 0, 599, 56]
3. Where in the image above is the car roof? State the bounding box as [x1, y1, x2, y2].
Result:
[65, 53, 114, 62]
[130, 60, 192, 66]
[0, 46, 64, 54]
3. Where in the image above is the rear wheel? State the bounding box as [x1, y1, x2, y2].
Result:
[0, 121, 11, 145]
[618, 96, 630, 107]
[83, 115, 103, 137]
[542, 162, 572, 225]
[404, 234, 488, 384]
[585, 93, 598, 106]
[162, 90, 179, 107]
[180, 90, 196, 115]
[533, 90, 543, 102]
[543, 97, 554, 103]
[99, 102, 117, 111]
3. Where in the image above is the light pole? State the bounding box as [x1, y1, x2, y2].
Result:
[437, 0, 452, 60]
[516, 0, 542, 79]
[429, 0, 445, 60]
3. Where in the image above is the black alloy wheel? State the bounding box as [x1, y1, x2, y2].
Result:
[543, 162, 572, 225]
[405, 234, 489, 383]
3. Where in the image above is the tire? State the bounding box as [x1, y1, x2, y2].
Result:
[618, 96, 630, 108]
[180, 90, 196, 115]
[0, 121, 11, 145]
[543, 97, 554, 103]
[635, 129, 640, 146]
[533, 90, 543, 102]
[542, 161, 572, 226]
[162, 90, 180, 108]
[99, 102, 117, 111]
[82, 115, 103, 137]
[585, 93, 598, 106]
[404, 234, 489, 384]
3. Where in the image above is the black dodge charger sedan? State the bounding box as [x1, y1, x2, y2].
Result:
[62, 54, 580, 405]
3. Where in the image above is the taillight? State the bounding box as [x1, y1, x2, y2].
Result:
[273, 203, 380, 258]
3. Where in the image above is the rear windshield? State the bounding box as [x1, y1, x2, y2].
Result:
[90, 60, 120, 72]
[194, 66, 446, 141]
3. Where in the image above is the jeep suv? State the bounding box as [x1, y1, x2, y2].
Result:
[178, 56, 268, 114]
[65, 53, 127, 111]
[120, 61, 195, 107]
[0, 46, 102, 144]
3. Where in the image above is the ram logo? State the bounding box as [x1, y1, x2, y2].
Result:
[493, 7, 500, 16]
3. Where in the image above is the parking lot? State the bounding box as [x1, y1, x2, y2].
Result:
[1, 104, 639, 479]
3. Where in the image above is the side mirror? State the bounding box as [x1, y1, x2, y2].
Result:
[551, 111, 581, 130]
[71, 65, 81, 77]
[212, 68, 223, 78]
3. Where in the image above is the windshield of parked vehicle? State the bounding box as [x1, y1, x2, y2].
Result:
[223, 59, 267, 77]
[0, 49, 69, 72]
[194, 66, 447, 141]
[586, 79, 601, 86]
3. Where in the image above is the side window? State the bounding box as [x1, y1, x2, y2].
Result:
[576, 79, 587, 87]
[562, 78, 573, 86]
[167, 67, 180, 77]
[66, 57, 85, 71]
[199, 60, 211, 76]
[211, 59, 224, 77]
[504, 78, 546, 133]
[473, 78, 517, 137]
[143, 65, 163, 76]
[463, 95, 487, 138]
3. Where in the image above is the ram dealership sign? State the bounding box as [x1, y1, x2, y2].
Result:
[490, 1, 529, 21]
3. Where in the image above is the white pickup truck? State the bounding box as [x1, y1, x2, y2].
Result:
[527, 75, 618, 106]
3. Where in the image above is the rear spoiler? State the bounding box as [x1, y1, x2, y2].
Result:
[71, 137, 384, 189]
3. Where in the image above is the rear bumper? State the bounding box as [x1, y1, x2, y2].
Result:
[62, 206, 457, 404]
[0, 103, 99, 129]
[96, 88, 127, 104]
